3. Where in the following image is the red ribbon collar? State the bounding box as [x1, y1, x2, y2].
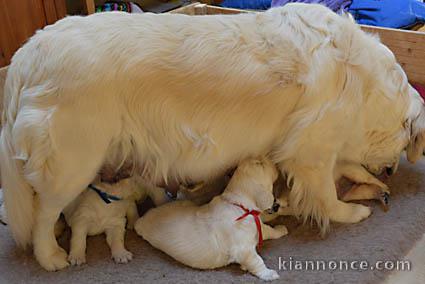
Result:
[232, 203, 263, 250]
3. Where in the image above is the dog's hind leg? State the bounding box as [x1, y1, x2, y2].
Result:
[33, 155, 106, 271]
[29, 104, 117, 271]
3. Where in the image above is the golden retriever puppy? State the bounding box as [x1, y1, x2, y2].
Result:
[2, 4, 425, 270]
[63, 177, 169, 265]
[135, 158, 287, 281]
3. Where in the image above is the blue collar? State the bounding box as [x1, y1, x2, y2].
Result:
[88, 184, 122, 204]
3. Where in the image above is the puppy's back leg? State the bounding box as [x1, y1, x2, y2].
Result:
[262, 223, 288, 240]
[126, 201, 139, 230]
[238, 249, 279, 281]
[68, 222, 88, 266]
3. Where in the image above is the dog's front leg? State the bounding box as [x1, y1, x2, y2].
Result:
[337, 162, 390, 208]
[238, 249, 279, 281]
[336, 162, 388, 190]
[282, 156, 372, 233]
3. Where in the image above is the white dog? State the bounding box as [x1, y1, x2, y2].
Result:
[1, 4, 424, 270]
[135, 158, 287, 281]
[63, 177, 169, 265]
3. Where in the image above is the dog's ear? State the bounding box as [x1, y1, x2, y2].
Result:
[406, 107, 425, 163]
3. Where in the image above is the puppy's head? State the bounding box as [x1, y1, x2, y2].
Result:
[265, 191, 289, 215]
[231, 157, 279, 211]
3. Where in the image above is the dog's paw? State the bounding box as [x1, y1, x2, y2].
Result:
[112, 249, 133, 264]
[68, 252, 86, 266]
[37, 247, 69, 271]
[272, 225, 288, 239]
[330, 202, 372, 224]
[257, 268, 280, 281]
[349, 203, 372, 223]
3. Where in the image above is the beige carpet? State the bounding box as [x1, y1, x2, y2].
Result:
[0, 156, 424, 283]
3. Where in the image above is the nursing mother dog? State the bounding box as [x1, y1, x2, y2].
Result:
[1, 3, 424, 271]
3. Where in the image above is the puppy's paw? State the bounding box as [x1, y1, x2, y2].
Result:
[68, 252, 86, 266]
[37, 247, 69, 271]
[257, 268, 280, 281]
[112, 249, 133, 264]
[272, 225, 288, 239]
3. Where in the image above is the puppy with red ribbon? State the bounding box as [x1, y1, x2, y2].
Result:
[135, 157, 287, 281]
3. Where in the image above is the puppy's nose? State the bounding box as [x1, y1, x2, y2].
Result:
[385, 166, 394, 176]
[272, 202, 280, 213]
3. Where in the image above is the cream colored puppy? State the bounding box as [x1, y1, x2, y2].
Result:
[135, 158, 287, 281]
[63, 177, 169, 265]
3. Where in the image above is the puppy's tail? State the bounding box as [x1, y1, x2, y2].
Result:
[0, 68, 35, 248]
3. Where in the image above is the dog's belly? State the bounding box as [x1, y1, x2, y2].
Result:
[113, 84, 299, 186]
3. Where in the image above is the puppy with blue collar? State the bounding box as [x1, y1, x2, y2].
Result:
[63, 176, 169, 265]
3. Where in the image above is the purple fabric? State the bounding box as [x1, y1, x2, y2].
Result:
[271, 0, 352, 12]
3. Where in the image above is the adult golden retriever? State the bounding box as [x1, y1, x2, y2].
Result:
[1, 4, 424, 270]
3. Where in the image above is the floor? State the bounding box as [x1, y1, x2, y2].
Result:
[0, 156, 424, 284]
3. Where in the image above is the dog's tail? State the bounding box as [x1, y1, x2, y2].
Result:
[0, 67, 36, 248]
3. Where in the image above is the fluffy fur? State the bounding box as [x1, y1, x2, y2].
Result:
[63, 177, 169, 265]
[135, 157, 287, 281]
[1, 4, 424, 270]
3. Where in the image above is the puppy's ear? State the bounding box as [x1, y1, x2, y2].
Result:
[407, 107, 425, 163]
[252, 181, 275, 211]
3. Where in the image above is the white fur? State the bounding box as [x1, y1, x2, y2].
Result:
[135, 158, 287, 281]
[1, 4, 424, 270]
[63, 177, 169, 265]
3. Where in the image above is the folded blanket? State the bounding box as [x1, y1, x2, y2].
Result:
[219, 0, 272, 10]
[271, 0, 352, 12]
[348, 0, 425, 28]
